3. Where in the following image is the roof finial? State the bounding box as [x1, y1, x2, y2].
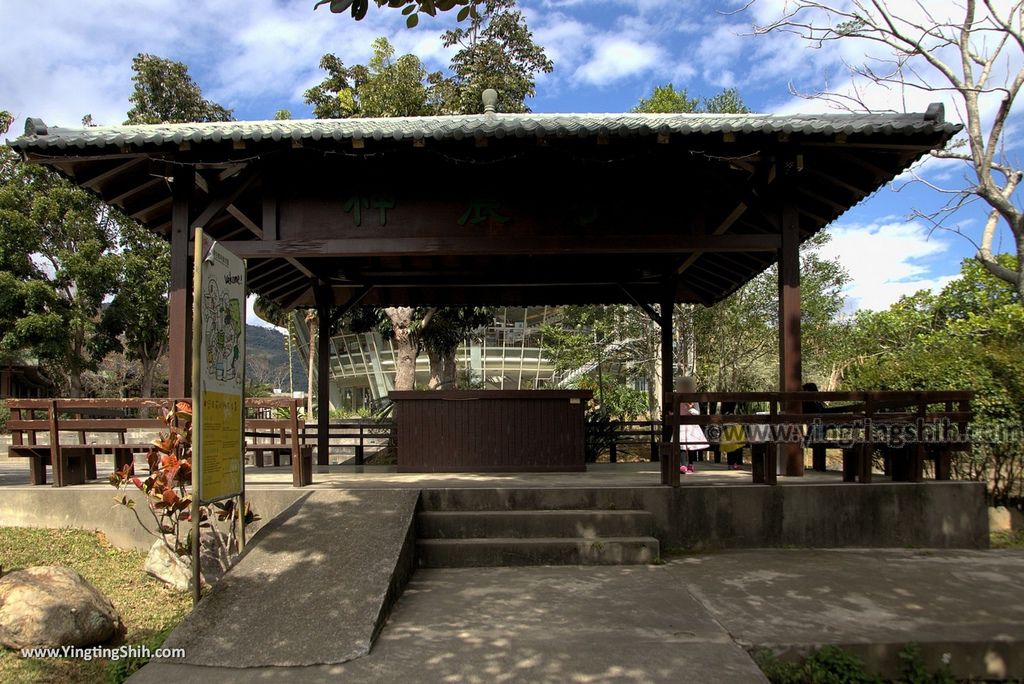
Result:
[25, 118, 48, 136]
[482, 89, 498, 115]
[923, 102, 945, 123]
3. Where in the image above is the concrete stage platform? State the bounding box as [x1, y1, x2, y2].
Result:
[0, 462, 988, 552]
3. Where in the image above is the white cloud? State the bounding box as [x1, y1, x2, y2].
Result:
[574, 37, 664, 85]
[819, 221, 958, 311]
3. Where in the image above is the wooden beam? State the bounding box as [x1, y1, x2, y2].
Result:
[108, 177, 163, 206]
[167, 167, 195, 398]
[212, 234, 781, 259]
[276, 284, 313, 310]
[328, 285, 374, 329]
[805, 167, 869, 200]
[78, 156, 148, 190]
[618, 283, 662, 326]
[286, 257, 316, 279]
[314, 283, 333, 466]
[796, 186, 848, 214]
[191, 164, 259, 231]
[660, 284, 678, 487]
[129, 196, 172, 220]
[779, 199, 803, 477]
[226, 204, 263, 238]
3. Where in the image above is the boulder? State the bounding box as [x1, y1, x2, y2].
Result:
[145, 534, 238, 591]
[0, 566, 123, 649]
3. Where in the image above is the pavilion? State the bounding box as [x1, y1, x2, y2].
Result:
[9, 97, 961, 482]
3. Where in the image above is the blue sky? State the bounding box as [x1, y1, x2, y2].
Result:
[2, 0, 1018, 314]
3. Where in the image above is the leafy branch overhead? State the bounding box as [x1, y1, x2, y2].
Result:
[314, 0, 481, 29]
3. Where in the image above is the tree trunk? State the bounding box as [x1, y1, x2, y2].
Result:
[306, 310, 316, 419]
[441, 347, 458, 389]
[427, 347, 443, 389]
[140, 356, 155, 399]
[386, 307, 418, 391]
[650, 336, 662, 420]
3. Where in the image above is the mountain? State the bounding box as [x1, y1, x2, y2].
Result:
[246, 324, 307, 392]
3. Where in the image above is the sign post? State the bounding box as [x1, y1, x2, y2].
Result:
[191, 228, 246, 604]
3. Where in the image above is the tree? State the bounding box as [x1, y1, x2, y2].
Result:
[633, 85, 699, 114]
[438, 0, 553, 114]
[0, 124, 122, 395]
[125, 54, 234, 124]
[633, 85, 750, 114]
[841, 256, 1023, 503]
[94, 222, 170, 398]
[754, 1, 1024, 301]
[303, 54, 363, 119]
[99, 54, 234, 398]
[304, 38, 436, 118]
[420, 307, 493, 388]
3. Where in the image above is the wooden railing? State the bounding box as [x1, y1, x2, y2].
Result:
[6, 397, 309, 487]
[661, 391, 973, 486]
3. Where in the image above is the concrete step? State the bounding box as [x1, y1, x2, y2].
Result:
[419, 487, 653, 512]
[416, 536, 660, 567]
[417, 509, 654, 539]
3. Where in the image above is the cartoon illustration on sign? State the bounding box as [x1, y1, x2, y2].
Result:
[203, 277, 242, 384]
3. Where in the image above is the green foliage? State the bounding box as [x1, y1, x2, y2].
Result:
[439, 0, 553, 113]
[633, 84, 699, 113]
[634, 84, 751, 114]
[103, 623, 177, 683]
[754, 646, 881, 684]
[94, 222, 170, 397]
[898, 643, 954, 684]
[0, 139, 123, 395]
[308, 1, 550, 118]
[0, 399, 8, 433]
[109, 401, 257, 563]
[314, 0, 480, 32]
[125, 53, 234, 124]
[584, 407, 616, 463]
[842, 255, 1024, 504]
[274, 109, 293, 120]
[991, 528, 1024, 549]
[304, 53, 362, 119]
[359, 37, 434, 116]
[305, 38, 437, 119]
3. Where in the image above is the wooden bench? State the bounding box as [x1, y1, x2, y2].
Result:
[665, 391, 973, 486]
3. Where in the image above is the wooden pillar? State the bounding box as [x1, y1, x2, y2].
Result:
[779, 200, 804, 476]
[168, 167, 195, 399]
[314, 284, 332, 466]
[660, 286, 679, 487]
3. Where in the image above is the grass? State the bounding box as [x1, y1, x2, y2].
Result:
[991, 528, 1024, 549]
[0, 527, 191, 684]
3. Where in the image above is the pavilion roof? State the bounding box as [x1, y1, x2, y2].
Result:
[11, 108, 959, 152]
[7, 106, 961, 310]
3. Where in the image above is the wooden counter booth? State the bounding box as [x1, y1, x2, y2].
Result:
[390, 390, 592, 472]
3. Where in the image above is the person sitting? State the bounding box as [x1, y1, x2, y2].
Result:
[676, 376, 709, 474]
[719, 401, 747, 470]
[802, 382, 828, 471]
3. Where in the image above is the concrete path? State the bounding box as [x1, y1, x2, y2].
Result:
[667, 548, 1024, 680]
[147, 489, 418, 668]
[129, 548, 1024, 682]
[131, 563, 766, 683]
